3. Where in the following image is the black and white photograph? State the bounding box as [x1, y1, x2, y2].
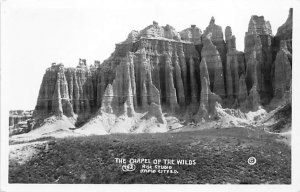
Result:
[1, 0, 299, 191]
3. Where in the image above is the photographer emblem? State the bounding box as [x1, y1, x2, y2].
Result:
[247, 157, 257, 165]
[122, 164, 136, 172]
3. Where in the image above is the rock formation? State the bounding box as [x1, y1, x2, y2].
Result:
[225, 26, 246, 104]
[180, 25, 202, 44]
[31, 9, 292, 133]
[244, 15, 273, 104]
[203, 17, 227, 93]
[238, 74, 248, 105]
[34, 62, 96, 121]
[274, 8, 293, 53]
[9, 110, 34, 135]
[201, 34, 225, 98]
[272, 41, 292, 100]
[197, 58, 222, 119]
[100, 84, 114, 114]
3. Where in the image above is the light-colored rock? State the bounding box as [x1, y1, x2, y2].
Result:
[180, 25, 202, 44]
[201, 34, 225, 98]
[273, 41, 292, 99]
[100, 84, 114, 113]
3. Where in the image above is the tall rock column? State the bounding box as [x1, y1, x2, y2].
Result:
[273, 41, 292, 100]
[34, 64, 74, 118]
[110, 54, 136, 117]
[174, 56, 185, 106]
[244, 15, 273, 103]
[203, 17, 227, 95]
[100, 84, 114, 114]
[189, 57, 198, 104]
[178, 44, 189, 103]
[165, 53, 179, 112]
[197, 58, 222, 119]
[225, 26, 246, 105]
[201, 34, 225, 98]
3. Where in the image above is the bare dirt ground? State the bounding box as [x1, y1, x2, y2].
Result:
[9, 126, 291, 184]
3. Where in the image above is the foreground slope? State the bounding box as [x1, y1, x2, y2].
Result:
[9, 127, 290, 184]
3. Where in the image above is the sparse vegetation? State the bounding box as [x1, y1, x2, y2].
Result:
[9, 127, 291, 184]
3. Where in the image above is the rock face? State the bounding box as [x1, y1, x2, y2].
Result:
[238, 74, 248, 105]
[180, 25, 202, 44]
[203, 17, 224, 42]
[100, 84, 113, 114]
[244, 15, 273, 104]
[274, 8, 293, 53]
[201, 34, 225, 98]
[225, 26, 246, 104]
[34, 62, 96, 121]
[9, 110, 34, 135]
[32, 9, 292, 132]
[111, 53, 136, 116]
[9, 110, 33, 127]
[272, 41, 292, 100]
[203, 17, 227, 92]
[197, 58, 222, 119]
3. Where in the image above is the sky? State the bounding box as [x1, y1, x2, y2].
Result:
[1, 0, 296, 110]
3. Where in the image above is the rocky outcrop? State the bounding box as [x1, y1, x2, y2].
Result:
[248, 85, 261, 111]
[35, 61, 97, 119]
[174, 56, 185, 106]
[32, 9, 292, 133]
[197, 58, 222, 119]
[122, 21, 181, 43]
[272, 41, 292, 100]
[9, 110, 33, 127]
[201, 34, 225, 98]
[203, 17, 227, 92]
[238, 74, 248, 104]
[165, 53, 179, 112]
[9, 110, 34, 136]
[274, 8, 293, 53]
[110, 53, 136, 116]
[180, 25, 202, 44]
[189, 57, 199, 104]
[225, 26, 246, 104]
[100, 84, 114, 114]
[203, 17, 224, 42]
[148, 84, 165, 123]
[244, 15, 273, 104]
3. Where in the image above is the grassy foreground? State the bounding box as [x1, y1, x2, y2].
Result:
[9, 127, 291, 184]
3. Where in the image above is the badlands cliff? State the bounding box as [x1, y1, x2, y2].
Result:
[31, 9, 292, 135]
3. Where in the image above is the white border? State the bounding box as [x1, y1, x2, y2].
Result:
[1, 0, 300, 191]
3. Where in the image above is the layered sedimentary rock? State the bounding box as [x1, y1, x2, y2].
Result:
[9, 110, 34, 135]
[203, 17, 227, 92]
[274, 8, 293, 53]
[272, 41, 292, 100]
[34, 62, 96, 120]
[225, 26, 246, 104]
[248, 84, 261, 111]
[165, 53, 180, 112]
[238, 74, 248, 104]
[244, 15, 273, 104]
[110, 53, 136, 116]
[9, 110, 33, 127]
[201, 34, 225, 98]
[100, 84, 113, 114]
[148, 84, 165, 123]
[32, 9, 292, 132]
[180, 25, 202, 44]
[197, 58, 222, 119]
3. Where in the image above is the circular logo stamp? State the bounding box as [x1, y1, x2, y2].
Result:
[247, 156, 257, 165]
[122, 164, 136, 172]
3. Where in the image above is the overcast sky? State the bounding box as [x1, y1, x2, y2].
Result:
[1, 0, 295, 110]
